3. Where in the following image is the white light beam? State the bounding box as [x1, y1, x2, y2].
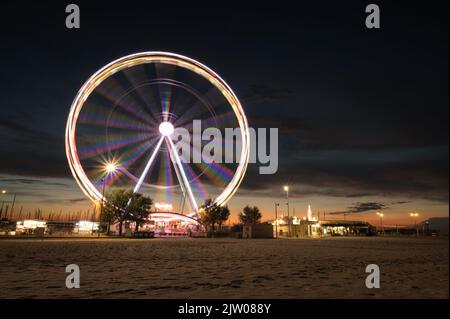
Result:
[168, 140, 186, 195]
[166, 137, 199, 213]
[133, 136, 164, 194]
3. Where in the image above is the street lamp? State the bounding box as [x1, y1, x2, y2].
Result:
[284, 186, 290, 237]
[105, 163, 117, 174]
[101, 162, 118, 235]
[0, 190, 6, 219]
[376, 212, 384, 235]
[410, 212, 419, 237]
[0, 190, 16, 221]
[274, 203, 280, 239]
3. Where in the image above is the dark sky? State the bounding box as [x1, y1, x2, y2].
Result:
[0, 0, 448, 221]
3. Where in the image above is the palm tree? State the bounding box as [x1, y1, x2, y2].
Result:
[102, 189, 152, 235]
[200, 199, 230, 232]
[217, 205, 230, 230]
[238, 205, 262, 224]
[128, 193, 153, 231]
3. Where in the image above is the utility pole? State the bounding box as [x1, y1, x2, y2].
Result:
[275, 203, 280, 239]
[10, 193, 16, 217]
[284, 186, 290, 237]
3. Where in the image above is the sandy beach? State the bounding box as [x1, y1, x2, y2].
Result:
[0, 237, 448, 299]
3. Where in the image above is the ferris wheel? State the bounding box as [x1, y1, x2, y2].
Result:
[65, 52, 250, 218]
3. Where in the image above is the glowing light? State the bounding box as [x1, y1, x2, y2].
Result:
[133, 136, 165, 194]
[284, 185, 289, 192]
[410, 213, 419, 217]
[377, 212, 384, 217]
[1, 190, 5, 194]
[148, 212, 199, 224]
[159, 121, 174, 136]
[105, 162, 117, 173]
[167, 137, 199, 213]
[75, 220, 99, 233]
[16, 220, 46, 230]
[155, 202, 173, 212]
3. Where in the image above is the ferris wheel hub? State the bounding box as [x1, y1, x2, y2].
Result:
[159, 121, 175, 136]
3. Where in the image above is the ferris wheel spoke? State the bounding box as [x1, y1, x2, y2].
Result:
[96, 75, 158, 127]
[168, 140, 186, 196]
[132, 135, 165, 194]
[166, 137, 199, 213]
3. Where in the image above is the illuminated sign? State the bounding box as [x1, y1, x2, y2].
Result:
[75, 220, 99, 232]
[16, 220, 47, 230]
[154, 202, 173, 212]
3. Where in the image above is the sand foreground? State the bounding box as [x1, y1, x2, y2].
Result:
[0, 237, 448, 298]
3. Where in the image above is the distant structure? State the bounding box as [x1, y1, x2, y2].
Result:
[242, 223, 273, 239]
[270, 205, 376, 238]
[307, 205, 313, 221]
[423, 217, 449, 236]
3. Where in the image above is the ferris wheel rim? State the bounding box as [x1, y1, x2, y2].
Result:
[65, 51, 250, 210]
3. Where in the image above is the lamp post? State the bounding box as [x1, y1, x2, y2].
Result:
[275, 203, 280, 239]
[284, 186, 290, 237]
[101, 162, 117, 236]
[376, 212, 384, 235]
[0, 190, 6, 219]
[0, 190, 16, 221]
[410, 212, 419, 237]
[10, 193, 16, 220]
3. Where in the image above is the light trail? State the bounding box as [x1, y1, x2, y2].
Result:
[133, 135, 164, 194]
[166, 137, 199, 213]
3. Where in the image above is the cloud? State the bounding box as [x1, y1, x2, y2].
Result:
[329, 202, 388, 215]
[238, 150, 449, 203]
[390, 201, 412, 205]
[68, 198, 90, 204]
[0, 176, 68, 187]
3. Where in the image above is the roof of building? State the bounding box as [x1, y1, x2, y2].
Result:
[319, 220, 372, 227]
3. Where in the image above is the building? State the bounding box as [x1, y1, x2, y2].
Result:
[243, 223, 273, 239]
[319, 220, 376, 236]
[270, 205, 376, 238]
[421, 217, 449, 236]
[132, 211, 201, 237]
[272, 218, 376, 238]
[15, 220, 47, 235]
[73, 220, 100, 235]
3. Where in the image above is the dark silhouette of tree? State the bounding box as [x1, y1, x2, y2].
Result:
[238, 205, 262, 224]
[128, 193, 153, 231]
[102, 189, 152, 235]
[217, 205, 230, 230]
[200, 199, 230, 232]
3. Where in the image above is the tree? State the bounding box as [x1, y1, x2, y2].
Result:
[102, 189, 152, 235]
[128, 193, 153, 231]
[238, 205, 262, 225]
[217, 205, 230, 230]
[200, 199, 230, 232]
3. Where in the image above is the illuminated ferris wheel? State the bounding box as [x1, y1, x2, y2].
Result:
[65, 52, 250, 218]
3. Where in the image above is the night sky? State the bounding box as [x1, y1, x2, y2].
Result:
[0, 0, 448, 225]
